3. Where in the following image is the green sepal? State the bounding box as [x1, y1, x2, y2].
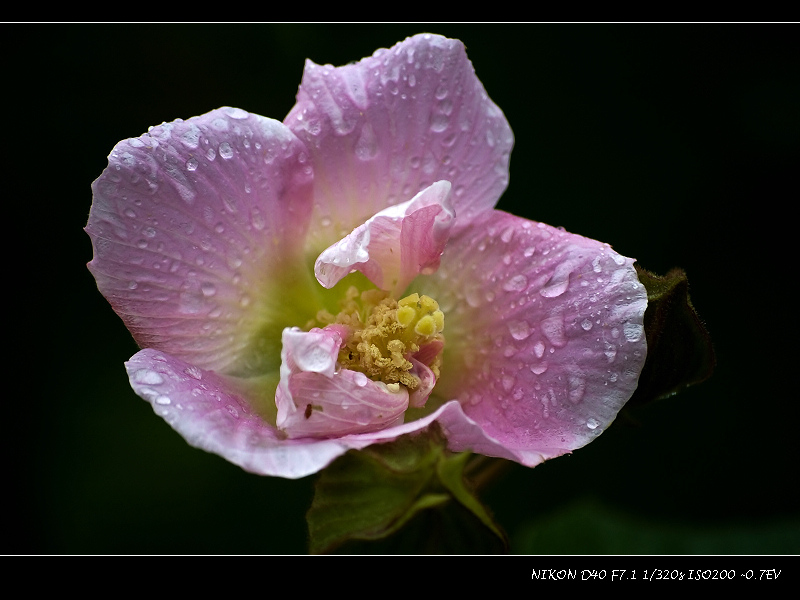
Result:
[627, 264, 716, 407]
[306, 423, 508, 554]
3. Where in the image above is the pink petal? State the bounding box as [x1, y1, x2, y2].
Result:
[126, 348, 377, 479]
[407, 357, 436, 409]
[345, 400, 544, 466]
[86, 107, 315, 375]
[285, 33, 513, 252]
[414, 210, 648, 463]
[276, 327, 410, 438]
[314, 180, 455, 295]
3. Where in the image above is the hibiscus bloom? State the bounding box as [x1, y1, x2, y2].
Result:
[86, 33, 647, 479]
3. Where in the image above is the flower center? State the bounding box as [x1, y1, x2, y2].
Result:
[310, 286, 445, 390]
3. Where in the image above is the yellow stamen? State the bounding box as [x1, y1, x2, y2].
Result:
[310, 287, 445, 390]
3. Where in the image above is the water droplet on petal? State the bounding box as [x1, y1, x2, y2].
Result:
[355, 123, 378, 160]
[184, 366, 203, 380]
[568, 376, 586, 404]
[539, 280, 569, 298]
[430, 114, 449, 132]
[540, 316, 567, 348]
[623, 322, 643, 342]
[508, 320, 531, 340]
[503, 274, 527, 292]
[251, 208, 265, 230]
[586, 417, 599, 430]
[133, 369, 164, 385]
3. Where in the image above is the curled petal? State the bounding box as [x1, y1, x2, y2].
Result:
[276, 327, 410, 438]
[407, 358, 436, 409]
[414, 210, 648, 463]
[314, 180, 454, 295]
[86, 107, 316, 376]
[126, 349, 378, 479]
[285, 33, 513, 252]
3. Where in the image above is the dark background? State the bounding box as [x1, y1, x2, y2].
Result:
[6, 23, 798, 554]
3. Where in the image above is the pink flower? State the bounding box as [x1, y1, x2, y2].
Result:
[86, 34, 647, 479]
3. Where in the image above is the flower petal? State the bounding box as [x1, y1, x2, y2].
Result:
[87, 107, 317, 376]
[314, 180, 455, 295]
[414, 210, 648, 463]
[126, 348, 377, 479]
[276, 327, 410, 438]
[285, 33, 513, 253]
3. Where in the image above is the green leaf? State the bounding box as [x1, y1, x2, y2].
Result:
[628, 264, 716, 407]
[306, 423, 508, 554]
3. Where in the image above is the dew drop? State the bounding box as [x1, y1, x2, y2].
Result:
[184, 366, 203, 380]
[586, 418, 599, 430]
[540, 316, 567, 348]
[539, 280, 569, 298]
[201, 282, 216, 297]
[530, 363, 548, 375]
[592, 255, 603, 273]
[219, 142, 233, 159]
[503, 274, 528, 292]
[251, 208, 265, 230]
[604, 341, 617, 363]
[623, 322, 644, 342]
[186, 157, 199, 171]
[430, 114, 449, 132]
[533, 341, 546, 358]
[355, 123, 378, 160]
[508, 320, 531, 341]
[155, 395, 171, 405]
[133, 369, 164, 385]
[568, 376, 586, 404]
[581, 318, 593, 331]
[465, 285, 482, 308]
